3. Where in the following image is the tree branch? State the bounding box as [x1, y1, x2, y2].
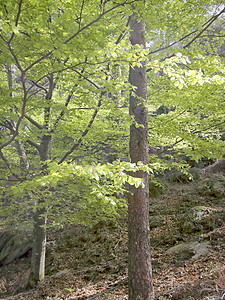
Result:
[0, 64, 27, 151]
[78, 0, 85, 30]
[52, 88, 74, 130]
[58, 94, 104, 164]
[8, 0, 23, 44]
[0, 150, 20, 179]
[147, 6, 225, 71]
[27, 139, 40, 151]
[24, 115, 43, 130]
[24, 0, 135, 73]
[183, 7, 225, 50]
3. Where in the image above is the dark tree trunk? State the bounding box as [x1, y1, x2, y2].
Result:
[128, 13, 154, 300]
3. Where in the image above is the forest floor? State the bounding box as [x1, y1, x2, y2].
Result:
[0, 181, 224, 300]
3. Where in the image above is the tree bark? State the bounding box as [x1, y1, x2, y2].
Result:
[128, 12, 154, 300]
[27, 77, 53, 289]
[26, 199, 47, 289]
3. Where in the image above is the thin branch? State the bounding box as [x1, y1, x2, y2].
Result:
[52, 88, 75, 130]
[183, 7, 225, 50]
[147, 6, 225, 71]
[73, 69, 100, 89]
[0, 63, 27, 151]
[148, 30, 198, 55]
[26, 139, 40, 151]
[27, 79, 48, 94]
[0, 150, 20, 179]
[24, 51, 53, 73]
[9, 0, 23, 44]
[115, 16, 131, 45]
[53, 57, 89, 129]
[58, 94, 104, 164]
[64, 1, 134, 44]
[78, 0, 85, 30]
[0, 33, 8, 43]
[43, 74, 54, 130]
[24, 0, 135, 73]
[24, 115, 43, 130]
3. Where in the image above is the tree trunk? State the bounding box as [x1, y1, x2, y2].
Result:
[26, 135, 51, 289]
[26, 201, 47, 289]
[27, 73, 53, 288]
[128, 12, 154, 300]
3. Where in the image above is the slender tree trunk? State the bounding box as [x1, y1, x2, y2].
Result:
[26, 135, 51, 289]
[27, 76, 54, 289]
[6, 65, 30, 174]
[128, 12, 154, 300]
[27, 198, 47, 288]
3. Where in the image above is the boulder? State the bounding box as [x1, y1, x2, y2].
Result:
[0, 230, 32, 266]
[168, 170, 192, 184]
[179, 206, 223, 233]
[197, 174, 225, 198]
[166, 241, 209, 261]
[188, 167, 203, 181]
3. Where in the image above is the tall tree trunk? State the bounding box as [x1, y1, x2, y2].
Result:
[128, 12, 154, 300]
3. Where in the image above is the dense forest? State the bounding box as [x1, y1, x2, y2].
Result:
[0, 0, 224, 299]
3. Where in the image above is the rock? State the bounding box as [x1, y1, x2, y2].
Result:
[54, 269, 69, 278]
[0, 230, 32, 266]
[197, 174, 225, 198]
[179, 206, 221, 233]
[166, 241, 210, 260]
[168, 167, 203, 184]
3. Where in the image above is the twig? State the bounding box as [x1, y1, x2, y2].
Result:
[86, 277, 127, 299]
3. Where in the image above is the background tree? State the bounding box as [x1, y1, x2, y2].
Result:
[0, 0, 137, 288]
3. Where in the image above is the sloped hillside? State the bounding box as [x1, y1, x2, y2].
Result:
[0, 177, 224, 300]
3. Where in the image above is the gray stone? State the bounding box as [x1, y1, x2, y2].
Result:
[166, 241, 210, 260]
[0, 231, 32, 266]
[179, 206, 218, 233]
[54, 269, 69, 277]
[188, 167, 203, 181]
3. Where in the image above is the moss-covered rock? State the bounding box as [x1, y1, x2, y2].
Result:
[0, 231, 32, 266]
[179, 206, 223, 233]
[197, 174, 225, 198]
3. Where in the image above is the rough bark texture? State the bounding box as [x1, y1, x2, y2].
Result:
[128, 14, 154, 300]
